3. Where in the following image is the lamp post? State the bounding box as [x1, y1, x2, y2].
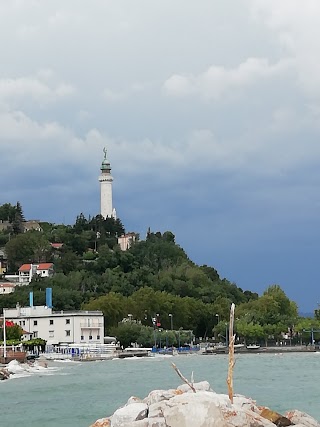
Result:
[215, 313, 220, 324]
[169, 313, 173, 330]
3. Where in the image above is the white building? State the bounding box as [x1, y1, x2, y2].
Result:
[98, 147, 116, 219]
[23, 220, 42, 232]
[4, 305, 104, 345]
[18, 263, 54, 284]
[118, 233, 137, 251]
[0, 282, 16, 295]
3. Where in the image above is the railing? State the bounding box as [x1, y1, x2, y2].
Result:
[80, 322, 103, 328]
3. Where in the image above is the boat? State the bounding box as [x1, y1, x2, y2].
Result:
[246, 344, 260, 350]
[118, 347, 152, 359]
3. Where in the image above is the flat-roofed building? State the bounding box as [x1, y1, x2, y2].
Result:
[4, 304, 104, 345]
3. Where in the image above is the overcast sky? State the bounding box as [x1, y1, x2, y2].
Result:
[2, 0, 320, 312]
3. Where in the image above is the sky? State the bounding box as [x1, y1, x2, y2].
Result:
[1, 0, 320, 312]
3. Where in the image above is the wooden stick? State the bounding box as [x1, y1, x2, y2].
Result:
[227, 303, 236, 403]
[171, 362, 196, 393]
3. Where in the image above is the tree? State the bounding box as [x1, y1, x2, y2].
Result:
[11, 201, 25, 235]
[0, 203, 16, 222]
[0, 322, 23, 341]
[5, 232, 51, 271]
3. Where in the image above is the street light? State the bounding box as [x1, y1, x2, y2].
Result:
[169, 313, 173, 330]
[215, 314, 220, 324]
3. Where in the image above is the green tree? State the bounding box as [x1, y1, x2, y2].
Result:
[11, 201, 25, 235]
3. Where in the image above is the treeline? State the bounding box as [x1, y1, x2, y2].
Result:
[0, 203, 319, 344]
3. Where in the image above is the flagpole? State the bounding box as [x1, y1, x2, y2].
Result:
[3, 310, 6, 359]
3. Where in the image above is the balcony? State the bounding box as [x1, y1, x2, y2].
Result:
[80, 322, 103, 328]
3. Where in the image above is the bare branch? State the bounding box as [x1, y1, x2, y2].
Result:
[171, 362, 196, 393]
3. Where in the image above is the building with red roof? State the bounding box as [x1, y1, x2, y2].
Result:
[18, 263, 54, 284]
[0, 282, 16, 295]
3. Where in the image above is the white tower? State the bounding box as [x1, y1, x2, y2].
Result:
[99, 147, 115, 219]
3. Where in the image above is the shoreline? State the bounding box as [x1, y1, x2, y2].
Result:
[202, 345, 318, 355]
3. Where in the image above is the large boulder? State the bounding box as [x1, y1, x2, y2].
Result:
[259, 408, 292, 427]
[89, 381, 320, 427]
[285, 410, 320, 427]
[0, 368, 10, 380]
[177, 380, 213, 393]
[112, 402, 148, 426]
[89, 418, 111, 427]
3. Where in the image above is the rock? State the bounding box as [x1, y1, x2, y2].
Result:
[0, 368, 10, 380]
[233, 394, 260, 413]
[177, 380, 213, 393]
[112, 402, 148, 426]
[121, 418, 167, 427]
[286, 410, 320, 427]
[143, 389, 181, 406]
[260, 408, 292, 426]
[89, 418, 111, 427]
[127, 396, 143, 405]
[150, 391, 226, 427]
[89, 381, 320, 427]
[6, 360, 26, 374]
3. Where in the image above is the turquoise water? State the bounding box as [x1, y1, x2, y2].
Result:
[1, 353, 319, 427]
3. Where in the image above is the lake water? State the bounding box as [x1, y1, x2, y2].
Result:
[1, 352, 319, 427]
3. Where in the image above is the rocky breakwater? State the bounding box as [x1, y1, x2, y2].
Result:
[89, 381, 320, 427]
[0, 359, 48, 380]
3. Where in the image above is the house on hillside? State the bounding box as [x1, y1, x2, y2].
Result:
[118, 232, 137, 251]
[18, 263, 54, 284]
[0, 249, 7, 275]
[50, 243, 63, 250]
[0, 282, 16, 294]
[0, 220, 11, 232]
[23, 220, 42, 232]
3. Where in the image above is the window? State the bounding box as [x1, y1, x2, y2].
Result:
[49, 319, 54, 325]
[89, 335, 92, 340]
[33, 320, 37, 326]
[23, 321, 25, 326]
[49, 331, 54, 338]
[66, 319, 70, 324]
[66, 330, 70, 336]
[33, 331, 38, 338]
[81, 335, 84, 341]
[97, 335, 100, 340]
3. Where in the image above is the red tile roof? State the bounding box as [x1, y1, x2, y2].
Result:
[19, 263, 53, 272]
[50, 243, 63, 249]
[0, 283, 15, 288]
[37, 263, 53, 270]
[19, 264, 31, 272]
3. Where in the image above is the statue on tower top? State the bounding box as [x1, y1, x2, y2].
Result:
[103, 147, 107, 160]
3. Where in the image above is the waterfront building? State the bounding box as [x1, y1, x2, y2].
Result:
[18, 262, 54, 284]
[4, 290, 104, 345]
[99, 147, 116, 219]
